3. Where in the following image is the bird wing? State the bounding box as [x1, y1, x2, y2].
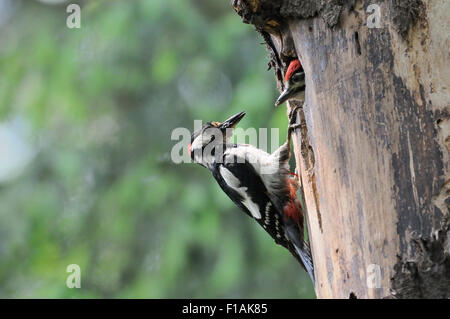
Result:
[211, 152, 314, 280]
[211, 160, 290, 248]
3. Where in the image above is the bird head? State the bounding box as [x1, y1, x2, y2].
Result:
[275, 59, 305, 107]
[188, 111, 246, 165]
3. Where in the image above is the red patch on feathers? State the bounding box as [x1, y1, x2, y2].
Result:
[283, 179, 304, 230]
[188, 143, 191, 156]
[284, 59, 302, 82]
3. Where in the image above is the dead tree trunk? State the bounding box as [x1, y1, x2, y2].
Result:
[232, 0, 449, 298]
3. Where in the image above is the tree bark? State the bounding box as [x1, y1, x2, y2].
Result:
[232, 0, 450, 298]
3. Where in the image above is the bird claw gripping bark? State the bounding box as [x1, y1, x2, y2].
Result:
[287, 104, 305, 140]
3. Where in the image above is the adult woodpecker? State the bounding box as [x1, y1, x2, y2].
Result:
[188, 110, 315, 283]
[275, 59, 306, 106]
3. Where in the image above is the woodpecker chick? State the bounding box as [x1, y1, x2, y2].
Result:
[275, 59, 305, 107]
[188, 110, 314, 283]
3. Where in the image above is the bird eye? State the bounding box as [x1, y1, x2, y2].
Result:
[291, 72, 304, 83]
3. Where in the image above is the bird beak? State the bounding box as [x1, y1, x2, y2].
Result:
[275, 86, 295, 107]
[220, 111, 246, 129]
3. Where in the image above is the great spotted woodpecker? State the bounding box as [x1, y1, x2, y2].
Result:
[188, 110, 315, 283]
[275, 59, 306, 107]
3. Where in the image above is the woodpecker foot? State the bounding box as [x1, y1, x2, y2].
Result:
[289, 123, 305, 131]
[288, 104, 302, 126]
[288, 122, 307, 139]
[285, 104, 304, 155]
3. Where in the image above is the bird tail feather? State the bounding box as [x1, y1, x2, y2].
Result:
[294, 243, 315, 285]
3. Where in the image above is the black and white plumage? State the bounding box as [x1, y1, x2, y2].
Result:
[188, 111, 314, 283]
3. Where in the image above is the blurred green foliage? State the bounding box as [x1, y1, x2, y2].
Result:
[0, 0, 314, 298]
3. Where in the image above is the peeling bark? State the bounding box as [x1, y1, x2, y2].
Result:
[232, 0, 450, 298]
[390, 221, 450, 298]
[391, 0, 424, 37]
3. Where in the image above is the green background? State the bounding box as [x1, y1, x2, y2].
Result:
[0, 0, 315, 298]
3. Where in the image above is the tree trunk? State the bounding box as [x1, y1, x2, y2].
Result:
[232, 0, 450, 298]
